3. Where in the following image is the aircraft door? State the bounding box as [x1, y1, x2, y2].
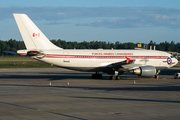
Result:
[63, 52, 70, 62]
[160, 53, 167, 66]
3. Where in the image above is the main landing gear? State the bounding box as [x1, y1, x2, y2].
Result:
[110, 71, 121, 80]
[110, 75, 121, 80]
[92, 72, 102, 79]
[91, 71, 122, 80]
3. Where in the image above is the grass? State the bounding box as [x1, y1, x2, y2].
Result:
[0, 57, 56, 68]
[174, 65, 180, 67]
[0, 57, 35, 61]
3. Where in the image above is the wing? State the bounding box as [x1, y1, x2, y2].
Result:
[107, 57, 134, 67]
[106, 57, 140, 71]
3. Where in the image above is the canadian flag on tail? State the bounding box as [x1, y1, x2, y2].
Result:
[33, 33, 40, 37]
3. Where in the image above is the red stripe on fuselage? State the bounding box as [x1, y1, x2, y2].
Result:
[46, 54, 168, 59]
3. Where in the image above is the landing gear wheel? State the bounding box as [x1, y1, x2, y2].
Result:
[97, 74, 102, 79]
[92, 74, 96, 79]
[116, 76, 121, 80]
[110, 76, 116, 80]
[154, 75, 159, 80]
[92, 73, 102, 79]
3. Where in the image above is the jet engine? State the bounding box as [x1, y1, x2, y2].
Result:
[130, 66, 156, 77]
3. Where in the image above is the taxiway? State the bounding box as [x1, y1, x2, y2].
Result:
[0, 68, 180, 120]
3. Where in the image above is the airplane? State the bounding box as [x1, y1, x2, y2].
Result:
[9, 13, 178, 80]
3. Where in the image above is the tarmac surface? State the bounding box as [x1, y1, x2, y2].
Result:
[0, 68, 180, 120]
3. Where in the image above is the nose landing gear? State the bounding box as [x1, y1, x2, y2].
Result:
[154, 70, 160, 80]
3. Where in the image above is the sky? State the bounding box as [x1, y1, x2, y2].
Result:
[1, 0, 180, 44]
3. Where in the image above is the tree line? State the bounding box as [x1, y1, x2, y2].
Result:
[1, 39, 180, 55]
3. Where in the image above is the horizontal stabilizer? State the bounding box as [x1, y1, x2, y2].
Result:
[3, 51, 18, 55]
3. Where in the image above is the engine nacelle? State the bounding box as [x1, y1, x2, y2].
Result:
[130, 66, 156, 77]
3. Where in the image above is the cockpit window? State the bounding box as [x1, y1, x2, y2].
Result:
[170, 56, 174, 58]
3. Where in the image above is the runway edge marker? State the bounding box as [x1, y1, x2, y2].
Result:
[67, 81, 69, 86]
[133, 80, 136, 84]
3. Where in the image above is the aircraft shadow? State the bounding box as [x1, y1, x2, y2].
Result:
[0, 83, 180, 92]
[71, 96, 180, 104]
[0, 83, 180, 104]
[160, 69, 180, 75]
[0, 72, 137, 81]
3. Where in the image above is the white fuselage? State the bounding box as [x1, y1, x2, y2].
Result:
[30, 49, 177, 72]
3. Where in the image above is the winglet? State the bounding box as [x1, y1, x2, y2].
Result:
[125, 56, 134, 63]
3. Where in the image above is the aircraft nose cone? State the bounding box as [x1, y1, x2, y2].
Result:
[175, 58, 178, 65]
[173, 58, 178, 65]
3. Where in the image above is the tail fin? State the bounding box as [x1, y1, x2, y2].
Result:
[13, 13, 62, 50]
